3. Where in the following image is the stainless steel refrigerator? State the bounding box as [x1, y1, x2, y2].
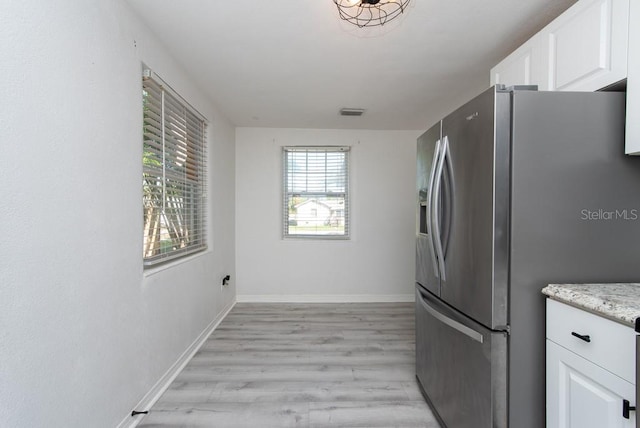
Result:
[415, 85, 640, 428]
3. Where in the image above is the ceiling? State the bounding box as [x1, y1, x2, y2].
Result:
[126, 0, 577, 130]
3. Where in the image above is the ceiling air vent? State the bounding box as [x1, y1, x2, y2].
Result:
[339, 108, 365, 117]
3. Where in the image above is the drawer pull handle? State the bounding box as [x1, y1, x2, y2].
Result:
[623, 399, 636, 419]
[571, 332, 591, 342]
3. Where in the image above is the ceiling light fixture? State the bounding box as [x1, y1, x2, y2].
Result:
[333, 0, 411, 28]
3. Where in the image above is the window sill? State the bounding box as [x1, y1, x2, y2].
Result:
[143, 249, 210, 278]
[282, 236, 352, 242]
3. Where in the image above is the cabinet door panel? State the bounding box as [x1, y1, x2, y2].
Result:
[626, 0, 640, 154]
[490, 33, 548, 90]
[491, 48, 531, 87]
[546, 0, 628, 91]
[547, 340, 635, 428]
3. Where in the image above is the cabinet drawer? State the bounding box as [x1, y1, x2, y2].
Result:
[546, 299, 635, 383]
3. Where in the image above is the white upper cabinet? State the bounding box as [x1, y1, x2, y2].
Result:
[490, 33, 548, 89]
[545, 0, 629, 91]
[490, 46, 532, 87]
[491, 0, 639, 155]
[626, 0, 640, 155]
[492, 0, 629, 92]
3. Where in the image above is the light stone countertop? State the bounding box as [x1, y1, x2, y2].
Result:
[542, 283, 640, 329]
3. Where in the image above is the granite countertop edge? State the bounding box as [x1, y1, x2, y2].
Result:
[542, 283, 640, 329]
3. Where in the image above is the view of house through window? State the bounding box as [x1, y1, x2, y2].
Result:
[142, 69, 208, 266]
[283, 146, 350, 238]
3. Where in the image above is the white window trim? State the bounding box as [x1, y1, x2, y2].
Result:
[282, 146, 350, 240]
[142, 67, 208, 267]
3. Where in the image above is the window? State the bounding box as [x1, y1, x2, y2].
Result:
[283, 146, 350, 239]
[142, 69, 207, 266]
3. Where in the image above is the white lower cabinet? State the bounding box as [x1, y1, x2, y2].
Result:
[547, 340, 636, 428]
[546, 299, 637, 428]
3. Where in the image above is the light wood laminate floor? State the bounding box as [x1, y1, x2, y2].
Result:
[139, 303, 440, 427]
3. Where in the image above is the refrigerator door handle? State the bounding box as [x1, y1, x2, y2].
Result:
[426, 139, 442, 278]
[417, 287, 484, 343]
[442, 139, 455, 257]
[432, 136, 448, 281]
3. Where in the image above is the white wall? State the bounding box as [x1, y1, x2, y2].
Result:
[0, 1, 235, 427]
[236, 128, 419, 301]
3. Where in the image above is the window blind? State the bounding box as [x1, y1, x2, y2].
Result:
[282, 146, 350, 239]
[142, 71, 207, 266]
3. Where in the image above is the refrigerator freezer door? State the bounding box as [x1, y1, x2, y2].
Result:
[439, 87, 510, 329]
[416, 122, 442, 296]
[415, 285, 507, 428]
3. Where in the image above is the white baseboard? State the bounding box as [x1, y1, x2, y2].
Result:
[118, 298, 236, 428]
[236, 294, 414, 303]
